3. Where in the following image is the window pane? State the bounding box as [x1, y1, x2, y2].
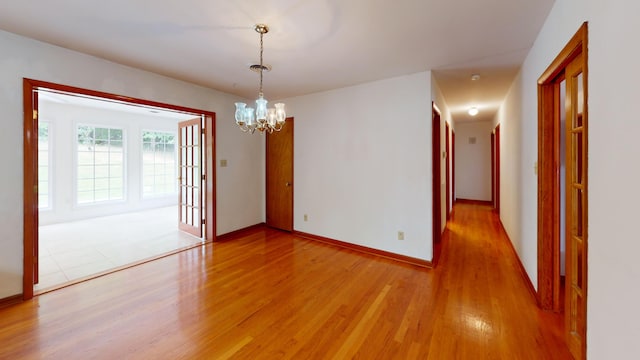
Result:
[95, 178, 109, 190]
[142, 130, 177, 198]
[76, 125, 125, 205]
[78, 151, 94, 165]
[78, 165, 94, 179]
[95, 165, 109, 178]
[95, 189, 109, 202]
[38, 121, 51, 209]
[95, 128, 109, 140]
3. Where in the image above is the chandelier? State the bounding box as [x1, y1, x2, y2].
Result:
[235, 24, 286, 134]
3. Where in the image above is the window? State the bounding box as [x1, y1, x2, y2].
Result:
[38, 121, 51, 209]
[142, 131, 177, 197]
[76, 125, 125, 204]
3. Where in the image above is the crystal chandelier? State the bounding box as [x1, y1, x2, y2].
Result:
[235, 24, 286, 134]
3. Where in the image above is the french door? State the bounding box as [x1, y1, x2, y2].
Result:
[178, 118, 203, 237]
[564, 52, 587, 360]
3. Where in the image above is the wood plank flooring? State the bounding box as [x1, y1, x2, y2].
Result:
[0, 203, 571, 359]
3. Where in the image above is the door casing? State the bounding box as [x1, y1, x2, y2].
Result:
[431, 102, 442, 265]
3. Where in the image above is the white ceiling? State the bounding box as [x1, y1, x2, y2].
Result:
[38, 90, 197, 121]
[0, 0, 555, 124]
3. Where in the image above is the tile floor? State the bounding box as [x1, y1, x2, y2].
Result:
[36, 206, 204, 291]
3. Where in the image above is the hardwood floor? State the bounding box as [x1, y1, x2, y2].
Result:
[0, 203, 571, 359]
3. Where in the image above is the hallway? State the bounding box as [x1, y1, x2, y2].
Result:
[0, 203, 570, 359]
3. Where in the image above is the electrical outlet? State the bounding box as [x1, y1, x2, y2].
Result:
[304, 214, 308, 221]
[398, 231, 404, 241]
[220, 159, 228, 167]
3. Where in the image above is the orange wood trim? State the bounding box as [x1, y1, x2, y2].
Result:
[445, 122, 451, 219]
[293, 231, 433, 268]
[491, 132, 495, 206]
[498, 220, 537, 301]
[452, 131, 455, 203]
[432, 102, 442, 264]
[538, 23, 588, 85]
[495, 124, 501, 215]
[23, 79, 37, 300]
[204, 115, 216, 242]
[455, 199, 492, 206]
[0, 294, 23, 309]
[23, 78, 216, 117]
[216, 223, 268, 242]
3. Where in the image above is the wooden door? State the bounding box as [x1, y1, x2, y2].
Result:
[445, 122, 451, 219]
[495, 124, 501, 215]
[564, 52, 587, 360]
[452, 131, 455, 204]
[491, 132, 495, 207]
[178, 118, 203, 237]
[266, 118, 293, 231]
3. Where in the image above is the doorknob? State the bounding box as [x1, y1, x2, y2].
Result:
[285, 182, 291, 187]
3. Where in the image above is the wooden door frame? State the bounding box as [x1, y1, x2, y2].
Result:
[452, 131, 455, 205]
[432, 102, 442, 265]
[265, 117, 294, 231]
[445, 122, 451, 219]
[22, 78, 216, 300]
[537, 23, 588, 312]
[491, 132, 495, 207]
[494, 124, 501, 215]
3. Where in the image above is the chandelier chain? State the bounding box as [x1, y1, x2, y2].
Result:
[259, 31, 264, 97]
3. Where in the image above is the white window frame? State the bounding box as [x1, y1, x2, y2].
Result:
[74, 123, 127, 205]
[141, 129, 178, 199]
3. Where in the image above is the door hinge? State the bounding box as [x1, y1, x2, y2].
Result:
[201, 174, 205, 181]
[33, 110, 38, 120]
[201, 128, 205, 135]
[202, 219, 206, 225]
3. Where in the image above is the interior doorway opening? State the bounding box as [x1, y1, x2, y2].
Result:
[23, 79, 216, 299]
[431, 102, 442, 265]
[537, 23, 588, 360]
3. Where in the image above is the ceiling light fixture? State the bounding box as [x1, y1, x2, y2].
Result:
[471, 74, 481, 81]
[235, 24, 286, 134]
[468, 107, 479, 116]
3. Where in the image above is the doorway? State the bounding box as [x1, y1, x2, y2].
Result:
[452, 131, 455, 206]
[23, 79, 216, 299]
[445, 122, 451, 219]
[265, 118, 294, 231]
[432, 102, 442, 265]
[493, 124, 501, 214]
[537, 23, 588, 360]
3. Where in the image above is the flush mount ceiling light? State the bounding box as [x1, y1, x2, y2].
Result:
[471, 74, 481, 81]
[468, 107, 479, 116]
[234, 24, 286, 134]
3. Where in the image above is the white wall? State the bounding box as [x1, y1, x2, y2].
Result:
[282, 72, 433, 261]
[0, 29, 264, 299]
[38, 100, 182, 225]
[495, 0, 640, 356]
[454, 121, 492, 201]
